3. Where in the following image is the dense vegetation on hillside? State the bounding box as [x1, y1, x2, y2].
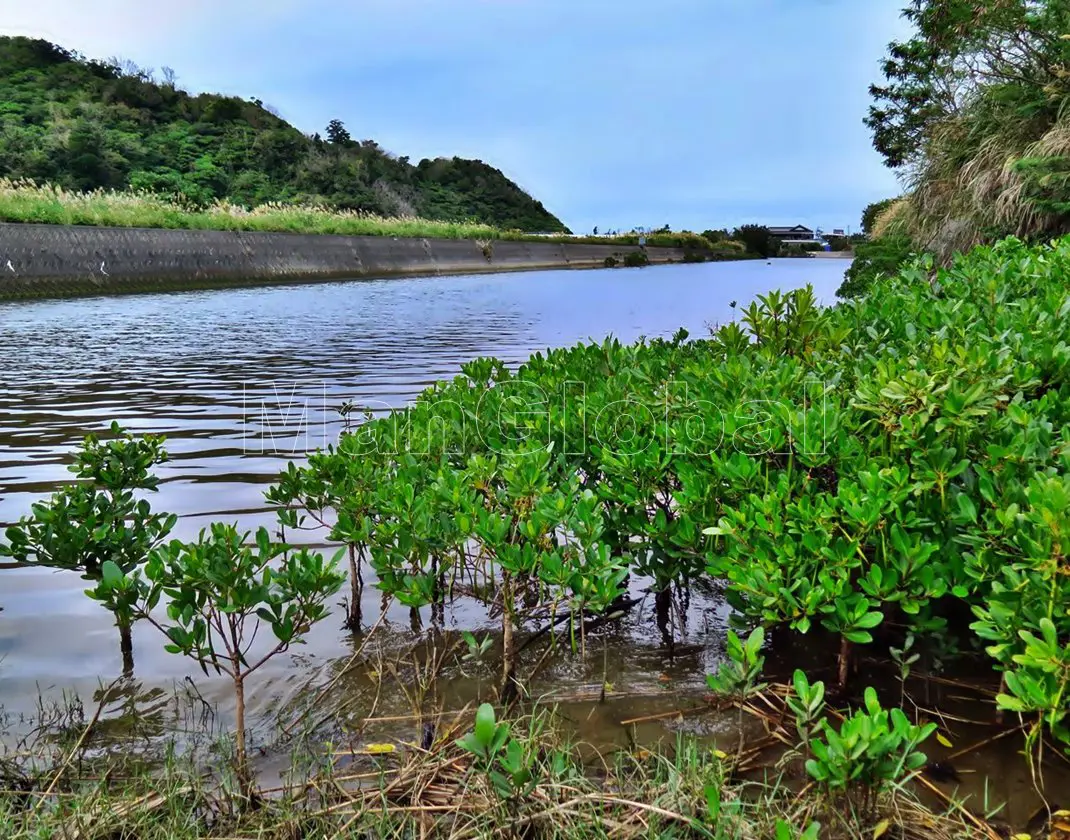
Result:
[0, 37, 567, 232]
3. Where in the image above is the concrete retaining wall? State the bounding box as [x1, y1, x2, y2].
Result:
[0, 223, 688, 300]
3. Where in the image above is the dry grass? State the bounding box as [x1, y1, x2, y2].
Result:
[0, 178, 502, 240]
[0, 684, 999, 840]
[903, 96, 1070, 260]
[870, 198, 914, 239]
[0, 724, 993, 840]
[0, 179, 718, 251]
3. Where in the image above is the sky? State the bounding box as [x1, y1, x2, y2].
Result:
[0, 0, 911, 234]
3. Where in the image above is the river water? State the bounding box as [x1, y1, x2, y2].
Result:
[0, 258, 1059, 823]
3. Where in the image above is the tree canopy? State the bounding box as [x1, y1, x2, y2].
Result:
[865, 0, 1070, 169]
[0, 37, 568, 232]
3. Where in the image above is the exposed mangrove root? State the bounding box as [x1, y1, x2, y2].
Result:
[118, 621, 134, 676]
[344, 543, 363, 631]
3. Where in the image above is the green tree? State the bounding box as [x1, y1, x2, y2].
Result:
[732, 224, 778, 258]
[325, 118, 351, 146]
[861, 199, 895, 237]
[865, 0, 1070, 169]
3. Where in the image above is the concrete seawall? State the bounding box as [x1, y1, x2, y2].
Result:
[0, 223, 689, 301]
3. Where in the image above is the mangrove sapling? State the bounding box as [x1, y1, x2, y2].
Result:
[785, 669, 826, 765]
[805, 687, 936, 819]
[774, 820, 821, 840]
[706, 627, 768, 755]
[88, 524, 345, 796]
[460, 631, 495, 700]
[994, 618, 1070, 766]
[889, 634, 919, 709]
[268, 442, 384, 631]
[455, 703, 545, 801]
[969, 471, 1070, 760]
[0, 422, 175, 674]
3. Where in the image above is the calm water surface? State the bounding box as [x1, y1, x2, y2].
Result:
[1, 259, 1055, 819]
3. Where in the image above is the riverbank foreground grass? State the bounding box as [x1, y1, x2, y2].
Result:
[0, 700, 987, 840]
[0, 178, 716, 250]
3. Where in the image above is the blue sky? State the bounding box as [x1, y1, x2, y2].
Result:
[1, 0, 910, 234]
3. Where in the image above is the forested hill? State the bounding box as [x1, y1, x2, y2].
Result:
[0, 37, 568, 232]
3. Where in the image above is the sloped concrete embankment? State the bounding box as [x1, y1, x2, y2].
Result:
[0, 223, 686, 300]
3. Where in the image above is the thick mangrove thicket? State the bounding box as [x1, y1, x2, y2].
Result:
[271, 235, 1070, 763]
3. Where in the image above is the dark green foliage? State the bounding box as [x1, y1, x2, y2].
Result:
[731, 225, 779, 258]
[861, 199, 895, 236]
[622, 251, 649, 267]
[836, 235, 914, 298]
[325, 118, 351, 146]
[826, 235, 852, 252]
[0, 422, 175, 580]
[781, 242, 822, 257]
[1013, 155, 1070, 218]
[864, 0, 1070, 169]
[0, 36, 567, 232]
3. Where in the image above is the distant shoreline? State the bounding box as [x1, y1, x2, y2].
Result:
[0, 223, 698, 302]
[807, 251, 855, 260]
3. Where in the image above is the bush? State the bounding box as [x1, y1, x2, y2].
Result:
[622, 251, 650, 267]
[836, 235, 914, 298]
[731, 224, 778, 258]
[861, 199, 896, 236]
[701, 228, 731, 244]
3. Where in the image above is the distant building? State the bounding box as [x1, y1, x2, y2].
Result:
[768, 225, 819, 244]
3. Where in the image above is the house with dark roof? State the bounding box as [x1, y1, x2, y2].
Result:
[768, 225, 817, 243]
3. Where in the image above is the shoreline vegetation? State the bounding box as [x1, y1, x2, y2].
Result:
[0, 695, 990, 840]
[6, 1, 1070, 835]
[0, 36, 570, 235]
[0, 179, 724, 253]
[4, 233, 1070, 838]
